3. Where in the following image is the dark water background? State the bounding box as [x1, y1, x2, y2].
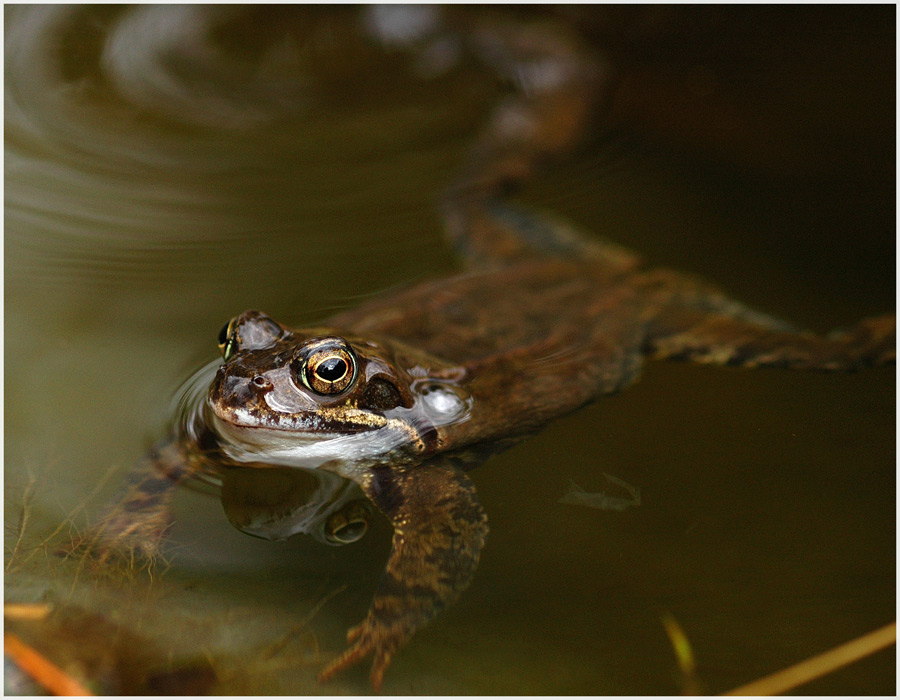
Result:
[5, 6, 894, 694]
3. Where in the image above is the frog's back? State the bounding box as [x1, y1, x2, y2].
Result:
[329, 255, 643, 368]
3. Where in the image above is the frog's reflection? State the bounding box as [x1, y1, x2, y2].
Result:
[219, 466, 370, 546]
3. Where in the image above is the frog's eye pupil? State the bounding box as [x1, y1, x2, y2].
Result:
[217, 322, 230, 347]
[316, 357, 348, 382]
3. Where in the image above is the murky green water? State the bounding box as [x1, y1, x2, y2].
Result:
[5, 6, 894, 695]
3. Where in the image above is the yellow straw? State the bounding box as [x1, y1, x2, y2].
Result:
[723, 622, 896, 696]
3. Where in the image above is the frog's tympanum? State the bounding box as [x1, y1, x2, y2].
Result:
[74, 16, 894, 690]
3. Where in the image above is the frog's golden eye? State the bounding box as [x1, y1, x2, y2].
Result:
[300, 344, 357, 395]
[217, 318, 237, 361]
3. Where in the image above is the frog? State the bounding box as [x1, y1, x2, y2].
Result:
[72, 13, 894, 691]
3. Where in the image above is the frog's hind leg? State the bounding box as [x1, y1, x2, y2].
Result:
[641, 273, 895, 370]
[650, 313, 894, 371]
[442, 18, 640, 273]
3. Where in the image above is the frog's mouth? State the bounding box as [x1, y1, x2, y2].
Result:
[206, 405, 413, 472]
[209, 400, 389, 435]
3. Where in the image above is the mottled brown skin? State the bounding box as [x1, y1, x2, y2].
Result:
[73, 14, 894, 691]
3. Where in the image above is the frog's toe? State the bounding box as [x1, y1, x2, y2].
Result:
[318, 615, 402, 691]
[346, 618, 367, 644]
[369, 646, 394, 692]
[317, 633, 370, 685]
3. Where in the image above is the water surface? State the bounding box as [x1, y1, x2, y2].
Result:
[5, 6, 894, 694]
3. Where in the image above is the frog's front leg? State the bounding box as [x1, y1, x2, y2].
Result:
[67, 438, 198, 565]
[319, 458, 488, 690]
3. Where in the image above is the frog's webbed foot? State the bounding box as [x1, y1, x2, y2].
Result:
[319, 459, 488, 690]
[62, 440, 194, 568]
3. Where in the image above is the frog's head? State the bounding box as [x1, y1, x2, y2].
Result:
[206, 310, 471, 474]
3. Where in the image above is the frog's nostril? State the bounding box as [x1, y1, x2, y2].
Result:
[250, 375, 273, 392]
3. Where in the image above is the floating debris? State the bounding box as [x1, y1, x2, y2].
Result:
[559, 472, 641, 511]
